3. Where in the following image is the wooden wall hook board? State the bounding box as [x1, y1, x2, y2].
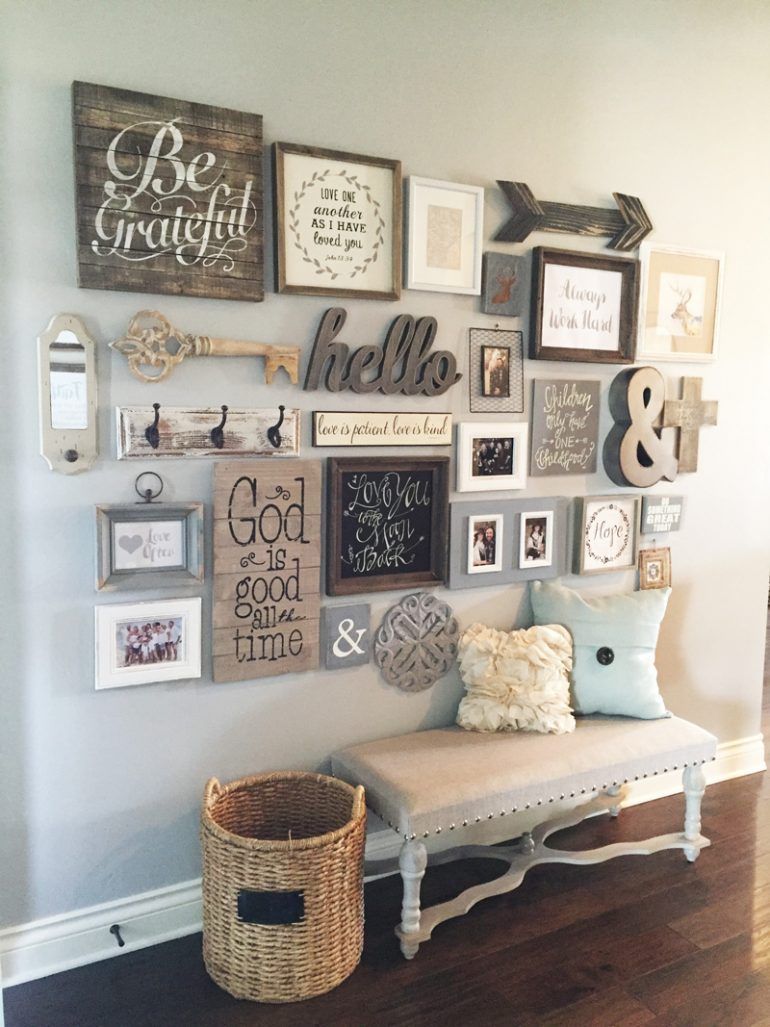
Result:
[110, 311, 300, 385]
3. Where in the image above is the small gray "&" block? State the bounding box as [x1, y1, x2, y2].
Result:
[322, 604, 371, 670]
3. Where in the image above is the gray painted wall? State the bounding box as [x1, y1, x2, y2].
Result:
[1, 0, 769, 927]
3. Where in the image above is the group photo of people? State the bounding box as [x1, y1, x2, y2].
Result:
[117, 618, 183, 666]
[468, 515, 503, 574]
[471, 436, 514, 477]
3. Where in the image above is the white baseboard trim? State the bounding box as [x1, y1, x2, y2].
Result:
[1, 733, 764, 989]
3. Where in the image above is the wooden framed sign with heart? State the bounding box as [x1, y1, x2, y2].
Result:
[95, 503, 204, 591]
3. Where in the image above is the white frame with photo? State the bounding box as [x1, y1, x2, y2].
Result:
[467, 513, 504, 574]
[456, 421, 528, 492]
[637, 242, 724, 362]
[406, 176, 484, 294]
[95, 597, 202, 690]
[575, 495, 641, 575]
[518, 510, 554, 569]
[95, 504, 204, 591]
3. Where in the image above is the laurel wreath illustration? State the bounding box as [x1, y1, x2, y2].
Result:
[584, 503, 630, 564]
[288, 168, 385, 280]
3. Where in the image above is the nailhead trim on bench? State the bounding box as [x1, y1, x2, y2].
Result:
[355, 756, 715, 841]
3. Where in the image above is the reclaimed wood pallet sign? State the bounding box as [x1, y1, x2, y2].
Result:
[304, 308, 461, 396]
[495, 181, 652, 251]
[116, 406, 300, 459]
[72, 82, 263, 301]
[212, 461, 321, 682]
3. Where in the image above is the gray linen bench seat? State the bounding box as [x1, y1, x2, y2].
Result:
[331, 715, 717, 958]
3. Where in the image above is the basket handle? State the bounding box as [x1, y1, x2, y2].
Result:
[203, 777, 222, 808]
[352, 784, 366, 820]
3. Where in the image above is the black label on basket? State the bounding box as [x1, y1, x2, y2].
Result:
[237, 889, 305, 925]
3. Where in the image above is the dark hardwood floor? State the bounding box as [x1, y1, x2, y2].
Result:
[5, 615, 770, 1027]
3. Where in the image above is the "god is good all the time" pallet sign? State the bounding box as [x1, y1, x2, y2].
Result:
[212, 461, 321, 682]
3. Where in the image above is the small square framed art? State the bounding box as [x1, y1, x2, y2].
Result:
[406, 177, 484, 294]
[575, 494, 641, 574]
[639, 547, 672, 589]
[456, 421, 528, 492]
[95, 597, 202, 690]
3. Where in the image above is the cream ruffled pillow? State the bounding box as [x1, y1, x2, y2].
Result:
[456, 623, 575, 735]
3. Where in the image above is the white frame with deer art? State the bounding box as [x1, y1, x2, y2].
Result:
[637, 243, 724, 362]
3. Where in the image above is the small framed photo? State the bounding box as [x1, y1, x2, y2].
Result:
[531, 247, 639, 363]
[406, 176, 484, 294]
[95, 597, 202, 690]
[457, 421, 528, 492]
[575, 495, 641, 574]
[95, 504, 203, 591]
[480, 345, 510, 398]
[519, 510, 553, 569]
[481, 252, 525, 316]
[637, 243, 724, 361]
[639, 547, 672, 590]
[467, 514, 504, 574]
[274, 141, 402, 300]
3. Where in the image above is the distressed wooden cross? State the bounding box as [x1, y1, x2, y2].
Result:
[662, 377, 718, 473]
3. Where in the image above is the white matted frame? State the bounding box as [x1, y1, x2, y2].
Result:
[457, 421, 528, 492]
[95, 597, 202, 690]
[406, 177, 484, 294]
[95, 503, 204, 591]
[575, 495, 641, 575]
[518, 510, 554, 569]
[466, 513, 504, 574]
[637, 243, 723, 362]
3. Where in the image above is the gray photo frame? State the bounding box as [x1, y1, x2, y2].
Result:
[469, 328, 524, 414]
[448, 497, 568, 590]
[95, 503, 204, 591]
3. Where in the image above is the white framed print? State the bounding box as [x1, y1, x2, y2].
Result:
[575, 495, 641, 575]
[406, 177, 484, 294]
[467, 513, 504, 574]
[95, 597, 202, 690]
[457, 421, 528, 492]
[518, 510, 553, 569]
[637, 243, 724, 361]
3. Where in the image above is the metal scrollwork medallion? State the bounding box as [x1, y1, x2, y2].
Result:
[374, 592, 459, 692]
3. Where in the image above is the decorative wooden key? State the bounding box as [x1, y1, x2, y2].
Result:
[110, 311, 300, 385]
[662, 377, 718, 473]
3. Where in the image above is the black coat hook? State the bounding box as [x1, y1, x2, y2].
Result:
[267, 405, 285, 449]
[211, 405, 229, 449]
[109, 924, 126, 948]
[145, 404, 161, 449]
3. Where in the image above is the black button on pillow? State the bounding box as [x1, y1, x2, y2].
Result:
[596, 647, 614, 666]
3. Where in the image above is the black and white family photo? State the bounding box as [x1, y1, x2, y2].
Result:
[471, 436, 514, 477]
[520, 512, 552, 568]
[481, 345, 510, 397]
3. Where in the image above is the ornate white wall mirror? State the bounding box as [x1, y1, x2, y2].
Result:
[37, 314, 98, 473]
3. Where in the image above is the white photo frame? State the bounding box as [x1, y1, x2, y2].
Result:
[457, 421, 528, 492]
[95, 597, 202, 690]
[637, 243, 724, 362]
[467, 513, 504, 574]
[518, 510, 554, 569]
[406, 177, 484, 294]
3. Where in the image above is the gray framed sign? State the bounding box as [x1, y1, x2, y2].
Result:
[530, 379, 600, 476]
[321, 604, 371, 670]
[448, 497, 568, 590]
[641, 495, 684, 534]
[481, 252, 525, 317]
[95, 504, 204, 591]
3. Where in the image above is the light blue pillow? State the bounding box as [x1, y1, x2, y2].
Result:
[530, 580, 670, 719]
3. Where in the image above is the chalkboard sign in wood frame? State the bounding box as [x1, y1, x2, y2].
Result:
[530, 247, 639, 363]
[326, 457, 449, 596]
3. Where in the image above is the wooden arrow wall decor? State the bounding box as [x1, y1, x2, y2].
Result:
[494, 182, 652, 251]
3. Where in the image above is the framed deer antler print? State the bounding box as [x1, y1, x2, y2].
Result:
[637, 243, 724, 362]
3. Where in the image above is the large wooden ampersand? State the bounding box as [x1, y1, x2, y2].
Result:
[304, 308, 461, 396]
[603, 367, 678, 487]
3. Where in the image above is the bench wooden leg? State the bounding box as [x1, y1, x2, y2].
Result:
[606, 784, 622, 817]
[683, 764, 706, 862]
[398, 838, 427, 959]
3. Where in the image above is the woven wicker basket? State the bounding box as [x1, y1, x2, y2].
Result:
[201, 771, 366, 1004]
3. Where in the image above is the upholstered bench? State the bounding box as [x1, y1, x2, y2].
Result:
[331, 715, 717, 958]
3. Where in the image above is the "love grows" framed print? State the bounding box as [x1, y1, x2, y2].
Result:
[95, 503, 204, 591]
